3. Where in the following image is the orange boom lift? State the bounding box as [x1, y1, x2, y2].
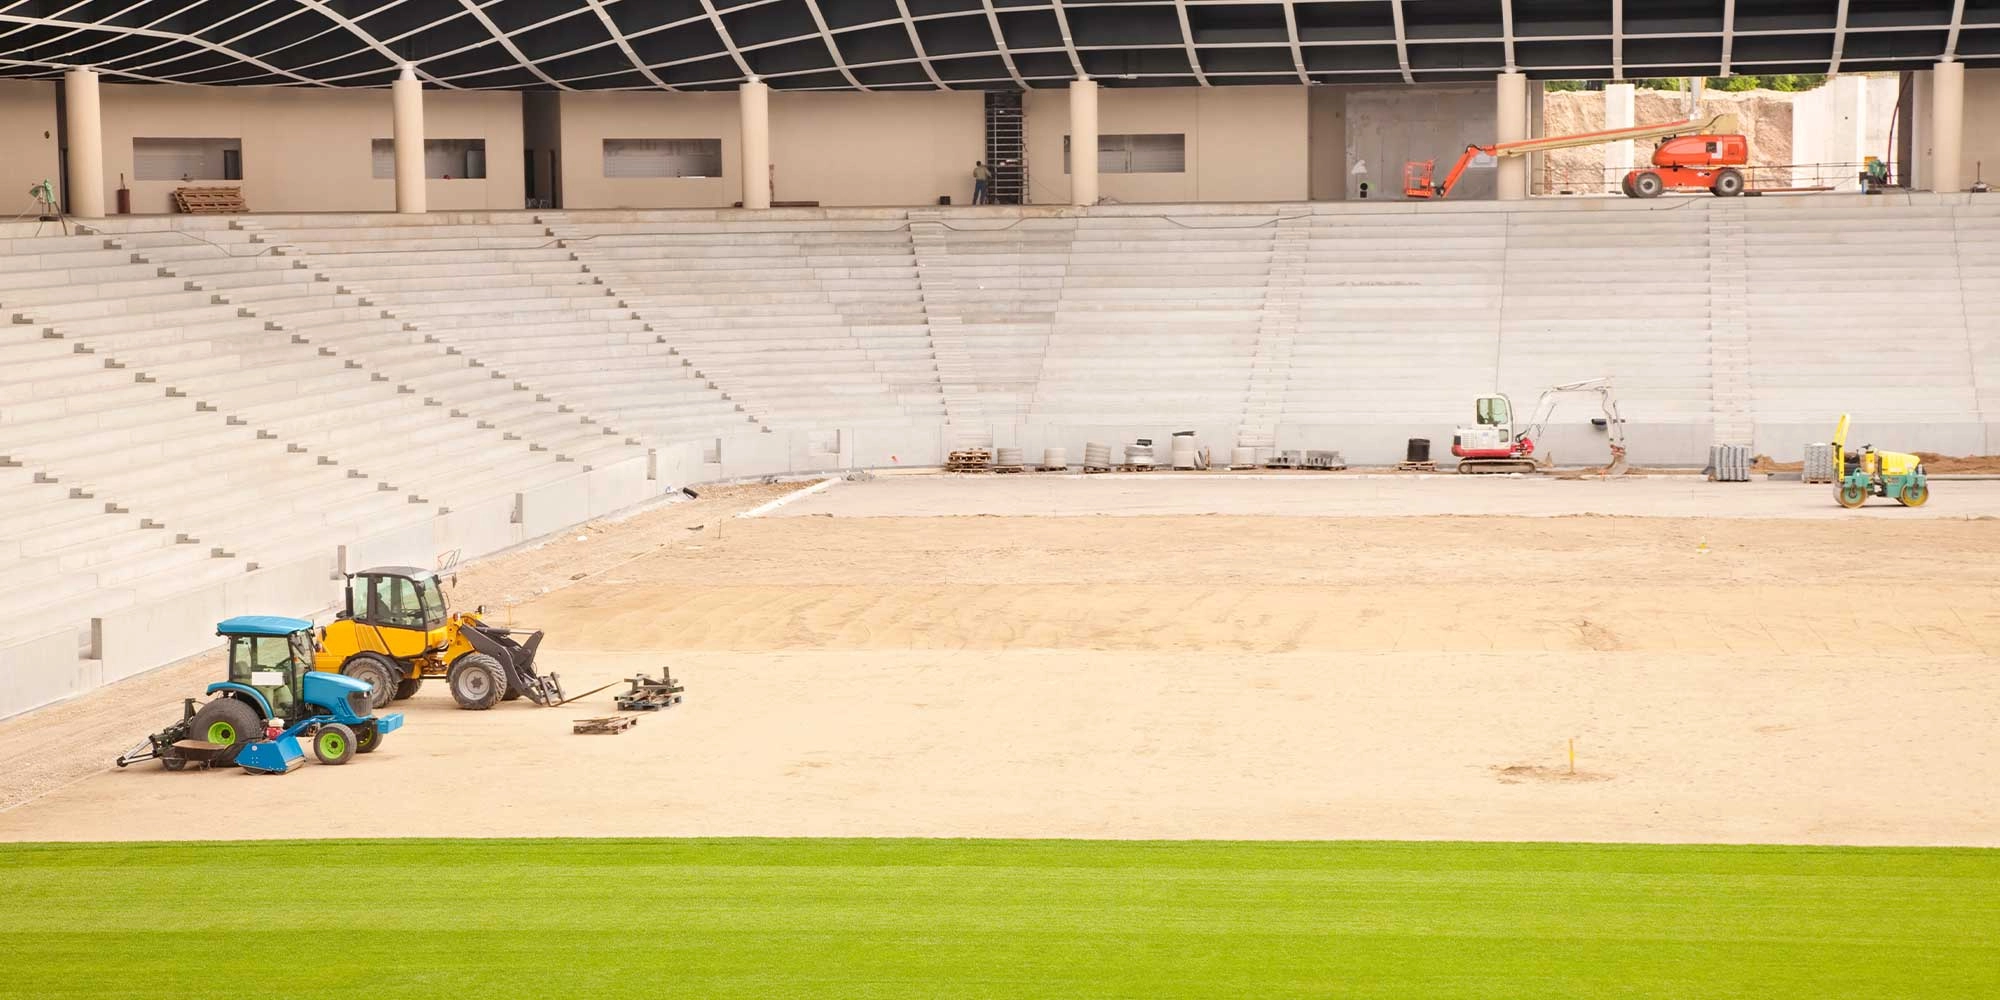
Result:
[1404, 113, 1748, 200]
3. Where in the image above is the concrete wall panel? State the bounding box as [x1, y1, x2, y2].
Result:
[0, 629, 92, 721]
[519, 474, 592, 538]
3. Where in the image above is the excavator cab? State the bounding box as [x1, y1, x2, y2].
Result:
[1454, 394, 1523, 460]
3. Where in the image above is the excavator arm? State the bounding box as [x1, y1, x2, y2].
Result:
[1519, 378, 1629, 475]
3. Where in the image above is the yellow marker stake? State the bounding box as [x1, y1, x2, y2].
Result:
[1569, 738, 1576, 774]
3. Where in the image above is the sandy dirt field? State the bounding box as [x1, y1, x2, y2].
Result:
[2, 474, 1996, 845]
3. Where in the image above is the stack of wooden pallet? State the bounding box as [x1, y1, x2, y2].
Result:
[945, 449, 991, 472]
[173, 187, 248, 214]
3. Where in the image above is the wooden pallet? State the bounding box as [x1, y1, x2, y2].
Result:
[573, 716, 638, 735]
[172, 186, 248, 214]
[1081, 466, 1115, 474]
[1394, 461, 1438, 472]
[991, 465, 1026, 474]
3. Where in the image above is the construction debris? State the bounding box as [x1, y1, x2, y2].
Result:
[573, 716, 638, 735]
[613, 669, 685, 712]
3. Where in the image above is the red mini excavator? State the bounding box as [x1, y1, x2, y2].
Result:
[1405, 113, 1748, 200]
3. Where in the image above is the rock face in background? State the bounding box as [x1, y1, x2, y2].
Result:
[1536, 80, 1898, 195]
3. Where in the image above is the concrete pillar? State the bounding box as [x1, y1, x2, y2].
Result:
[1495, 71, 1529, 201]
[392, 65, 427, 214]
[1932, 61, 1964, 193]
[1603, 82, 1636, 192]
[739, 79, 771, 210]
[1069, 78, 1099, 207]
[62, 67, 104, 218]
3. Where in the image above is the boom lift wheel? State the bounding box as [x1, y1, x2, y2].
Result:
[1711, 168, 1744, 197]
[1632, 171, 1664, 198]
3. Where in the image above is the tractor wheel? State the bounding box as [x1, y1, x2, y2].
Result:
[162, 757, 187, 772]
[314, 723, 356, 765]
[393, 676, 424, 701]
[189, 698, 263, 766]
[353, 722, 383, 755]
[1837, 483, 1869, 509]
[447, 653, 507, 711]
[1898, 481, 1931, 507]
[1632, 171, 1664, 198]
[1712, 168, 1745, 197]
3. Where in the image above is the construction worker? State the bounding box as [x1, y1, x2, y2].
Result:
[973, 161, 991, 205]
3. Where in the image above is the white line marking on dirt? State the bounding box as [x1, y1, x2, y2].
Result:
[736, 477, 840, 518]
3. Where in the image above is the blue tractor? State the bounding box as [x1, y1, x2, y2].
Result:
[116, 616, 404, 774]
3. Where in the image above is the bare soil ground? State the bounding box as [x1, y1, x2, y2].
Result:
[2, 475, 1996, 845]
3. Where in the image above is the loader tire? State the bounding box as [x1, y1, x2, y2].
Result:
[393, 676, 424, 701]
[189, 698, 263, 766]
[343, 654, 398, 710]
[1712, 168, 1744, 197]
[448, 653, 507, 711]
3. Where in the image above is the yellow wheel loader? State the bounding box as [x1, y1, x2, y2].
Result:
[314, 566, 565, 711]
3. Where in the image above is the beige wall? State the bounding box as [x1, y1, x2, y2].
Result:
[1025, 85, 1309, 204]
[1308, 87, 1347, 200]
[93, 84, 522, 214]
[0, 81, 60, 213]
[559, 90, 983, 209]
[559, 92, 740, 209]
[771, 91, 983, 207]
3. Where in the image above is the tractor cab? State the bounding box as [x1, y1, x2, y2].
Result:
[218, 616, 316, 721]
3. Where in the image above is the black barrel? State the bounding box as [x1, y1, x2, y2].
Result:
[1406, 438, 1431, 463]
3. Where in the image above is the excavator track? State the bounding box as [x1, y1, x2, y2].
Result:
[1456, 459, 1541, 475]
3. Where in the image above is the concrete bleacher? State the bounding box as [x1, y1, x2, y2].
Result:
[549, 212, 944, 432]
[4, 193, 1995, 718]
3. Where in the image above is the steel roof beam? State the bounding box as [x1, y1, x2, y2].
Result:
[1389, 0, 1413, 84]
[894, 0, 949, 88]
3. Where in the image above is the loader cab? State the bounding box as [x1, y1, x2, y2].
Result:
[342, 567, 448, 632]
[217, 616, 315, 721]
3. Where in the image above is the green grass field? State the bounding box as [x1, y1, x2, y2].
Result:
[3, 838, 1995, 999]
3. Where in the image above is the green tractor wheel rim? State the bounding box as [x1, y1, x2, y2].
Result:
[319, 730, 345, 758]
[206, 721, 238, 744]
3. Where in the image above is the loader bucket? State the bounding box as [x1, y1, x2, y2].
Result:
[462, 623, 565, 707]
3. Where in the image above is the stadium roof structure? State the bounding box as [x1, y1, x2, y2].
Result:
[0, 1, 1994, 92]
